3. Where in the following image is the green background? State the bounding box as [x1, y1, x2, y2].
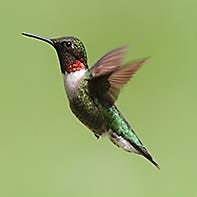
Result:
[0, 0, 196, 196]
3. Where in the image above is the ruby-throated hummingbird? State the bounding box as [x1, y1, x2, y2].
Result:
[22, 32, 159, 169]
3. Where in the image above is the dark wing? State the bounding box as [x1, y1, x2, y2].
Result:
[88, 57, 149, 106]
[89, 46, 127, 77]
[107, 57, 149, 101]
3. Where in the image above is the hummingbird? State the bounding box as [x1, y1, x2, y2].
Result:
[22, 32, 159, 169]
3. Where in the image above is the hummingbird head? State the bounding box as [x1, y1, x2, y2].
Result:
[22, 32, 88, 74]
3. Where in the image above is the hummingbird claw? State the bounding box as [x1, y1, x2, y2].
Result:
[94, 134, 100, 140]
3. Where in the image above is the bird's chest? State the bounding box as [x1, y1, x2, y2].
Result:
[63, 70, 86, 99]
[63, 72, 107, 133]
[63, 70, 98, 124]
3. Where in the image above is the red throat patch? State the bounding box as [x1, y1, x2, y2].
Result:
[66, 60, 85, 73]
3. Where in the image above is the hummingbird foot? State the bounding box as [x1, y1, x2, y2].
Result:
[94, 134, 101, 140]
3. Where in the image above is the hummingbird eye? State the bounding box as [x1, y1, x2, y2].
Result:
[63, 41, 72, 48]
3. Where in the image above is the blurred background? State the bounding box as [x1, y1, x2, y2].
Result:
[0, 0, 196, 196]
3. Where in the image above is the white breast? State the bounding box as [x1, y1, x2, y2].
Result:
[63, 69, 87, 99]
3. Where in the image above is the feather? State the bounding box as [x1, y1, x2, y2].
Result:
[88, 55, 149, 105]
[90, 46, 127, 76]
[88, 54, 148, 105]
[107, 57, 149, 102]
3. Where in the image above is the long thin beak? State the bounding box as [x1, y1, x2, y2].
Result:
[22, 32, 54, 46]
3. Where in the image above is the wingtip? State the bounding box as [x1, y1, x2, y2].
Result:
[140, 56, 151, 63]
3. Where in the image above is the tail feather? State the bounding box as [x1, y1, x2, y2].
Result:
[108, 130, 160, 169]
[129, 139, 160, 169]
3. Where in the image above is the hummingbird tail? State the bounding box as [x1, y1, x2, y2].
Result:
[109, 130, 139, 153]
[130, 141, 160, 170]
[108, 130, 160, 169]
